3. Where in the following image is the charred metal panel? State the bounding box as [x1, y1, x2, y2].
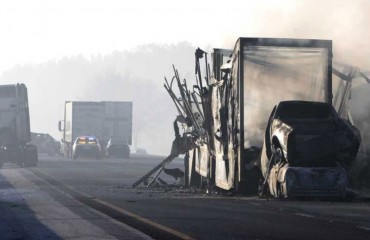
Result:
[188, 148, 195, 183]
[212, 48, 232, 81]
[212, 43, 240, 190]
[211, 82, 232, 189]
[195, 144, 209, 177]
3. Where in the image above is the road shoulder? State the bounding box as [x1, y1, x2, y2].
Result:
[0, 167, 151, 240]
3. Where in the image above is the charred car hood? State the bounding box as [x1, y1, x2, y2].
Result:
[271, 118, 360, 167]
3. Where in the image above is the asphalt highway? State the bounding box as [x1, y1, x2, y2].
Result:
[1, 155, 370, 240]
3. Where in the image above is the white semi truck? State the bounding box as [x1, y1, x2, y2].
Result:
[58, 101, 132, 158]
[0, 83, 38, 167]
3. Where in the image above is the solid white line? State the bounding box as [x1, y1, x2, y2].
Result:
[357, 226, 370, 231]
[294, 213, 315, 218]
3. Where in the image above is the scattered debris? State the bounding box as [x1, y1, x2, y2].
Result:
[163, 168, 184, 180]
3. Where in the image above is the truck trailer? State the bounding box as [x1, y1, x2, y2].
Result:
[192, 38, 353, 196]
[0, 83, 38, 167]
[58, 101, 132, 158]
[134, 37, 363, 199]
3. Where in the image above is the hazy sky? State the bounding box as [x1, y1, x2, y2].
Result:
[1, 0, 369, 74]
[0, 0, 369, 154]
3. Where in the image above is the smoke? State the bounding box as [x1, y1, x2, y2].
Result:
[0, 0, 369, 154]
[220, 0, 370, 70]
[350, 83, 370, 151]
[0, 42, 195, 155]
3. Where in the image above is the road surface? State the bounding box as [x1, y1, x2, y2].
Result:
[1, 155, 370, 240]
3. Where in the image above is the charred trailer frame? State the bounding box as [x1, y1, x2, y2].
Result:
[332, 64, 370, 189]
[155, 37, 357, 198]
[195, 38, 336, 194]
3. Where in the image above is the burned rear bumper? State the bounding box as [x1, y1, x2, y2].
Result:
[279, 166, 348, 198]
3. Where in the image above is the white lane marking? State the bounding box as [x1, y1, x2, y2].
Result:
[357, 226, 370, 231]
[295, 213, 315, 218]
[249, 202, 261, 206]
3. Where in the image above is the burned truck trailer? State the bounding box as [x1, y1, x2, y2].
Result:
[0, 83, 38, 167]
[135, 37, 360, 198]
[199, 38, 345, 195]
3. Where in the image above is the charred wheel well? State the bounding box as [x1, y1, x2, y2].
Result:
[271, 136, 285, 160]
[271, 136, 282, 151]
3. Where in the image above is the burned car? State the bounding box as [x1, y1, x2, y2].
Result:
[261, 101, 360, 198]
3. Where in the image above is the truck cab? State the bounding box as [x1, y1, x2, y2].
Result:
[0, 83, 38, 167]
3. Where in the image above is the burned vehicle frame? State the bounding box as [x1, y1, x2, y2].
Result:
[260, 101, 360, 198]
[210, 38, 337, 194]
[134, 37, 364, 198]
